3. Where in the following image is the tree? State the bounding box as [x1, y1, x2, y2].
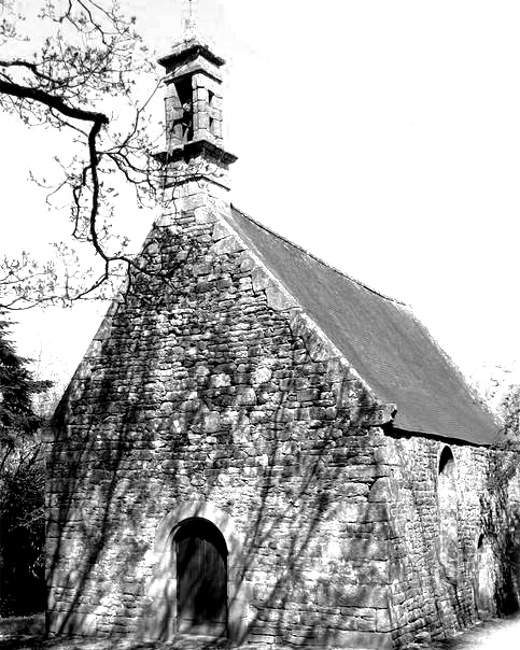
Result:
[498, 383, 520, 446]
[0, 315, 49, 456]
[0, 441, 46, 616]
[0, 313, 50, 615]
[0, 0, 161, 309]
[482, 382, 520, 614]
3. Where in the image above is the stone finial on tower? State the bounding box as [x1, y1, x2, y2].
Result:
[156, 13, 237, 196]
[183, 0, 198, 38]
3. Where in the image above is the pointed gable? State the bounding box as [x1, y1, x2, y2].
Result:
[225, 206, 498, 445]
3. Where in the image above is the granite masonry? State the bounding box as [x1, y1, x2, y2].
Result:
[46, 30, 518, 650]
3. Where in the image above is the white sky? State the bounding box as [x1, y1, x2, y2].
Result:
[2, 0, 520, 392]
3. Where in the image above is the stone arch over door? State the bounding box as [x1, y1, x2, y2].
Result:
[437, 446, 459, 581]
[147, 501, 250, 643]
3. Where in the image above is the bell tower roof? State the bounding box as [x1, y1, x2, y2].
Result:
[157, 36, 226, 73]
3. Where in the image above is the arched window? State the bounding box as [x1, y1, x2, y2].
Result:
[175, 518, 228, 635]
[476, 534, 494, 616]
[438, 446, 458, 580]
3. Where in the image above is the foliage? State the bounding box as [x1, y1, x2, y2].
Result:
[0, 314, 49, 615]
[0, 315, 49, 451]
[0, 0, 162, 309]
[0, 440, 45, 616]
[498, 383, 520, 447]
[482, 382, 520, 614]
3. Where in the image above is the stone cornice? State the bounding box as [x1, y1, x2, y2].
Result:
[155, 139, 238, 168]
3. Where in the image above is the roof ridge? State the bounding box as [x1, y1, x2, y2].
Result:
[230, 204, 409, 308]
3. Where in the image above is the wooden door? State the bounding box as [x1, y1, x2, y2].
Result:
[176, 519, 227, 635]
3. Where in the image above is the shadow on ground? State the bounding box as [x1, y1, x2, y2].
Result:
[407, 613, 520, 649]
[2, 615, 520, 650]
[0, 637, 226, 650]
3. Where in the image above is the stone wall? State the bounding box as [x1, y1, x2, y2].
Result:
[47, 193, 396, 648]
[382, 434, 494, 646]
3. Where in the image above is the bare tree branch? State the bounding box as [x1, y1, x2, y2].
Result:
[0, 77, 109, 125]
[0, 0, 163, 309]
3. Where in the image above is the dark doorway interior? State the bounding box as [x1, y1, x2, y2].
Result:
[175, 518, 228, 636]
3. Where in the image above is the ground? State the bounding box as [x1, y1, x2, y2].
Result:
[1, 614, 520, 650]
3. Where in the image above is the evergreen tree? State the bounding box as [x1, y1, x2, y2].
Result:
[0, 317, 43, 452]
[0, 313, 49, 616]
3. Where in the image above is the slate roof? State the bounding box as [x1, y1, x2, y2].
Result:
[227, 206, 499, 446]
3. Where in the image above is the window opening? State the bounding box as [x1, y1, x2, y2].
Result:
[476, 534, 494, 616]
[173, 78, 194, 142]
[438, 446, 458, 581]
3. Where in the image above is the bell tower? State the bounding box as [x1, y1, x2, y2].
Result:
[156, 2, 237, 201]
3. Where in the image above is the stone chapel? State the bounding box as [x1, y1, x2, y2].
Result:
[47, 25, 515, 650]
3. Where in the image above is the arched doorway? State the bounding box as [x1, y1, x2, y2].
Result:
[175, 518, 228, 636]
